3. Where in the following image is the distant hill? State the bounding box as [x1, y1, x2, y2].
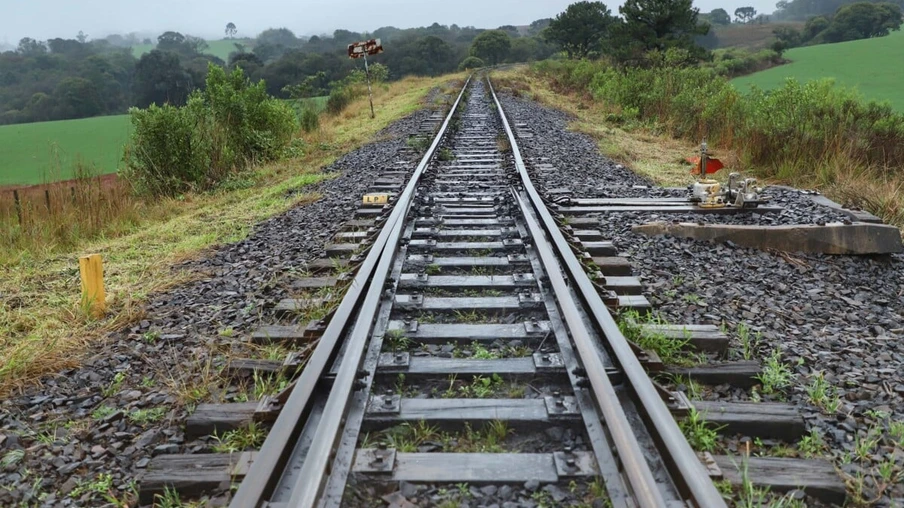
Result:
[732, 30, 904, 111]
[711, 23, 804, 50]
[132, 39, 254, 62]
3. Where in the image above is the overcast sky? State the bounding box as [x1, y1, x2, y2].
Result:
[1, 0, 777, 46]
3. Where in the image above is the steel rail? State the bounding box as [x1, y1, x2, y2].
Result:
[487, 77, 727, 507]
[230, 75, 472, 508]
[512, 189, 666, 507]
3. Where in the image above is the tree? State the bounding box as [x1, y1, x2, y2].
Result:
[76, 31, 89, 43]
[544, 1, 615, 59]
[820, 2, 903, 42]
[417, 36, 455, 75]
[132, 50, 193, 107]
[54, 77, 102, 118]
[257, 28, 300, 48]
[771, 25, 802, 52]
[459, 56, 484, 70]
[803, 15, 831, 40]
[709, 8, 732, 25]
[17, 37, 47, 56]
[226, 22, 237, 38]
[469, 30, 512, 65]
[735, 7, 757, 23]
[157, 32, 186, 52]
[613, 0, 710, 64]
[528, 18, 553, 36]
[497, 25, 521, 37]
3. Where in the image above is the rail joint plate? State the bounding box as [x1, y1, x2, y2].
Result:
[353, 449, 396, 474]
[553, 451, 597, 478]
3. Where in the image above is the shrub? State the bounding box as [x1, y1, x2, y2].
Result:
[299, 107, 320, 133]
[326, 86, 355, 115]
[533, 59, 904, 184]
[458, 56, 485, 71]
[122, 64, 298, 196]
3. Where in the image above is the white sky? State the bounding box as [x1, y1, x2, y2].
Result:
[0, 0, 777, 46]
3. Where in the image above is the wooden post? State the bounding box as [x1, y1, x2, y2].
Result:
[13, 189, 22, 226]
[79, 254, 106, 317]
[45, 189, 51, 211]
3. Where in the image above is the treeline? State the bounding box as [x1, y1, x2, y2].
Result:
[772, 1, 902, 50]
[772, 0, 904, 20]
[0, 34, 223, 125]
[204, 22, 557, 99]
[0, 21, 557, 126]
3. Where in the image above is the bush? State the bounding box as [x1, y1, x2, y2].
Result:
[326, 86, 355, 115]
[458, 56, 485, 71]
[533, 59, 904, 181]
[299, 107, 320, 132]
[122, 64, 298, 196]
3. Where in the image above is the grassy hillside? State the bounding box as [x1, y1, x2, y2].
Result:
[0, 115, 131, 186]
[132, 39, 252, 61]
[713, 23, 804, 49]
[732, 31, 904, 111]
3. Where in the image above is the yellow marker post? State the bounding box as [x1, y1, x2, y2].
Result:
[79, 254, 106, 317]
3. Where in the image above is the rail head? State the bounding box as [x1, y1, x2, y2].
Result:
[486, 75, 727, 508]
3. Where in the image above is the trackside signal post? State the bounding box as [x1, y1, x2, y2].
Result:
[348, 39, 384, 119]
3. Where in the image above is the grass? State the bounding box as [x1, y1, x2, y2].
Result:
[131, 39, 254, 62]
[755, 350, 794, 397]
[0, 115, 131, 186]
[0, 72, 465, 396]
[288, 96, 329, 114]
[713, 22, 805, 50]
[680, 407, 721, 452]
[617, 309, 694, 365]
[734, 31, 904, 112]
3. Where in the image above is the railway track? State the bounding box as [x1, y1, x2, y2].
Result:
[138, 75, 854, 506]
[203, 76, 726, 507]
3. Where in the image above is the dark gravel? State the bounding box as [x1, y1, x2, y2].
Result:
[499, 90, 904, 503]
[0, 100, 442, 507]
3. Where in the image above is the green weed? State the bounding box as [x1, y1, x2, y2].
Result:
[128, 407, 166, 425]
[680, 408, 721, 452]
[755, 350, 794, 397]
[798, 429, 826, 458]
[212, 421, 267, 453]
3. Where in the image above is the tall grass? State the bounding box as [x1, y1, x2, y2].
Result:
[0, 164, 152, 263]
[532, 59, 904, 226]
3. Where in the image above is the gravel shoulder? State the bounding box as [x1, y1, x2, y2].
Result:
[0, 102, 438, 507]
[499, 89, 904, 504]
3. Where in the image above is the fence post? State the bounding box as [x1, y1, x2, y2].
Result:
[13, 189, 22, 226]
[45, 189, 51, 211]
[79, 254, 106, 317]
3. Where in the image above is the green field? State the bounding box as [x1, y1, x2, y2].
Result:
[732, 30, 904, 111]
[0, 97, 327, 186]
[132, 39, 252, 62]
[0, 115, 131, 186]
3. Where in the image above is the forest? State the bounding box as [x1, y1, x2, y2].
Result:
[0, 21, 556, 125]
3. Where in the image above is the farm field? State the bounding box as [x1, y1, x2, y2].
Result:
[732, 30, 904, 111]
[131, 39, 252, 61]
[0, 115, 131, 187]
